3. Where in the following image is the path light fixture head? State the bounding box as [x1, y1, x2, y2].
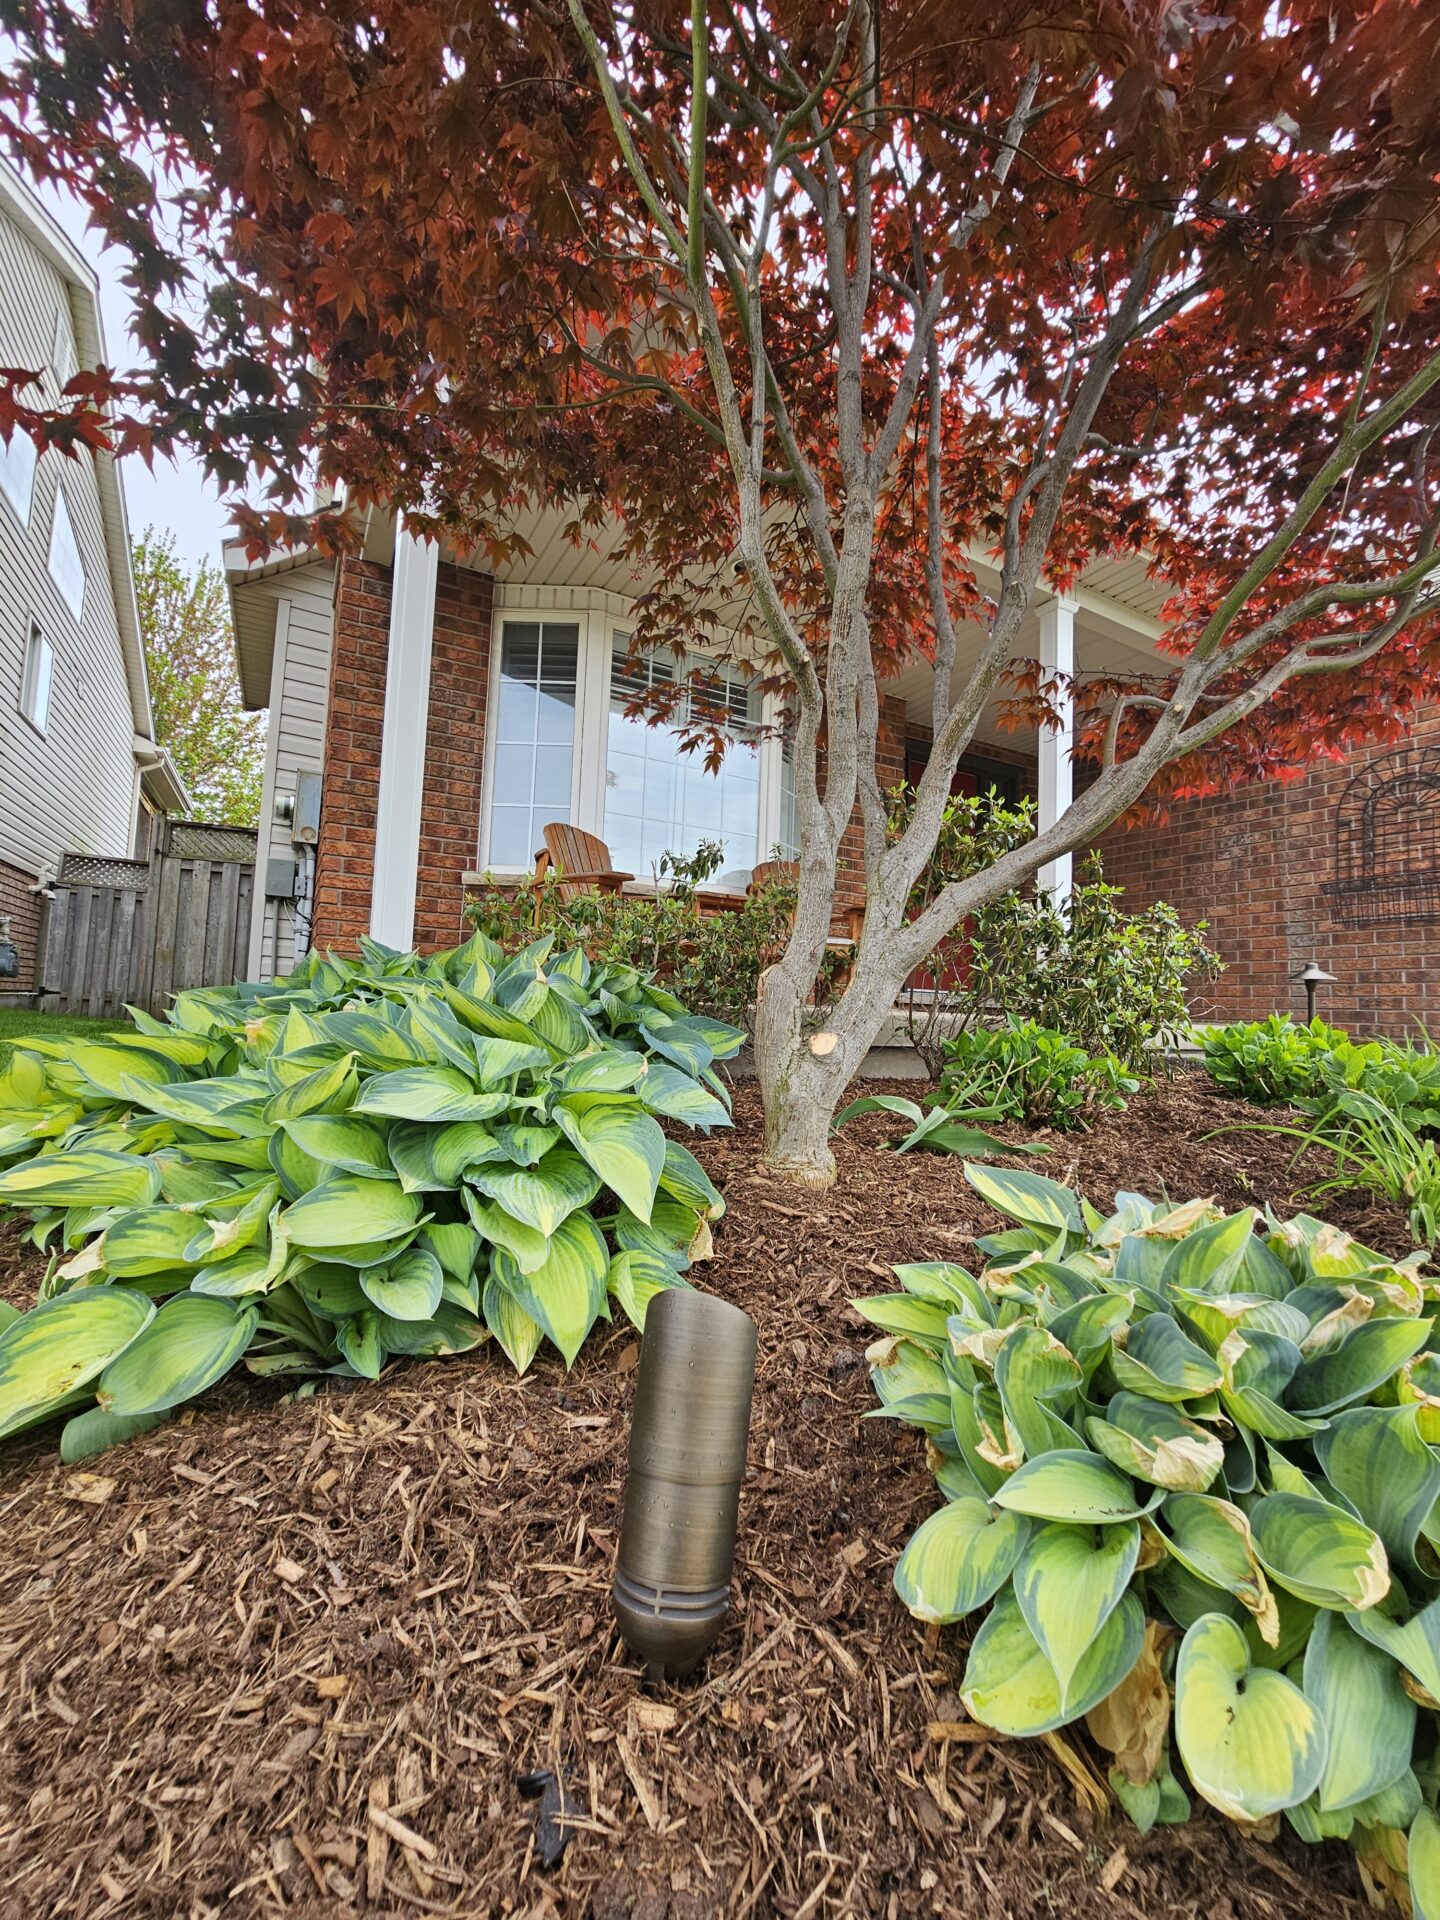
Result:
[612, 1287, 758, 1681]
[1294, 960, 1338, 1024]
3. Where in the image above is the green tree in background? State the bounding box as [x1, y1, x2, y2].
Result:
[134, 529, 265, 826]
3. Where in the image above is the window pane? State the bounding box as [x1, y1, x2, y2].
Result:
[0, 426, 37, 522]
[486, 619, 579, 865]
[22, 627, 54, 733]
[47, 484, 85, 620]
[535, 684, 575, 743]
[487, 805, 535, 867]
[605, 641, 763, 875]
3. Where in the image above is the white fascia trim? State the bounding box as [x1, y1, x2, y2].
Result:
[370, 529, 439, 946]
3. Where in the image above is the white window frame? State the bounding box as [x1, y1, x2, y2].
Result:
[52, 304, 77, 392]
[0, 423, 37, 526]
[478, 583, 790, 878]
[19, 619, 55, 736]
[46, 481, 86, 621]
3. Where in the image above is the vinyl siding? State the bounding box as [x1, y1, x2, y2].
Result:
[249, 560, 336, 978]
[0, 205, 139, 881]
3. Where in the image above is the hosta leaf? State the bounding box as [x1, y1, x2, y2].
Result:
[283, 1175, 421, 1250]
[606, 1249, 691, 1332]
[993, 1450, 1164, 1524]
[419, 1222, 481, 1284]
[483, 1270, 544, 1373]
[893, 1496, 1030, 1623]
[375, 1302, 487, 1356]
[291, 1262, 370, 1319]
[962, 1587, 1144, 1736]
[263, 1052, 358, 1122]
[1175, 1613, 1326, 1821]
[493, 1123, 562, 1167]
[1161, 1494, 1279, 1642]
[472, 1036, 550, 1086]
[353, 1066, 507, 1123]
[555, 1101, 666, 1223]
[1250, 1491, 1389, 1611]
[464, 1195, 551, 1274]
[97, 1294, 257, 1415]
[1111, 1313, 1222, 1403]
[1012, 1520, 1140, 1707]
[657, 1138, 725, 1218]
[637, 1062, 732, 1130]
[0, 1149, 161, 1210]
[1287, 1317, 1433, 1416]
[101, 1207, 204, 1277]
[336, 1310, 384, 1379]
[849, 1293, 951, 1349]
[0, 1289, 154, 1438]
[1086, 1393, 1225, 1493]
[320, 1009, 430, 1067]
[1314, 1404, 1440, 1575]
[1348, 1594, 1440, 1701]
[1302, 1608, 1415, 1812]
[281, 1113, 392, 1178]
[467, 1146, 602, 1237]
[59, 1405, 169, 1463]
[1411, 1807, 1440, 1920]
[994, 1325, 1083, 1458]
[360, 1247, 444, 1321]
[1160, 1211, 1257, 1297]
[964, 1164, 1081, 1231]
[494, 1212, 608, 1367]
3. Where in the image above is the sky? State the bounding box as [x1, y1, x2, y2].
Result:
[34, 174, 236, 575]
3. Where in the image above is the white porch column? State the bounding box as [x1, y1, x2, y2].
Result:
[1036, 592, 1077, 904]
[371, 525, 440, 947]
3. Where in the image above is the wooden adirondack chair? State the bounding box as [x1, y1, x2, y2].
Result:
[748, 860, 865, 989]
[531, 825, 635, 915]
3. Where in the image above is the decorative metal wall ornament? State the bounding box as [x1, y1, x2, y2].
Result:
[1322, 744, 1440, 927]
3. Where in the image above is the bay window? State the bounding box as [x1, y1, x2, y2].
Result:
[480, 591, 790, 881]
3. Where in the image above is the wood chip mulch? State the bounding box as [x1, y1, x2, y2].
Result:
[0, 1073, 1412, 1920]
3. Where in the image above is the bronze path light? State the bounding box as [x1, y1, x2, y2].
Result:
[612, 1288, 758, 1680]
[1295, 960, 1338, 1024]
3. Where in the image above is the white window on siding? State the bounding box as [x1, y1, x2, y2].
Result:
[52, 305, 77, 391]
[47, 483, 85, 620]
[604, 641, 762, 885]
[0, 424, 37, 524]
[19, 621, 55, 734]
[484, 618, 579, 867]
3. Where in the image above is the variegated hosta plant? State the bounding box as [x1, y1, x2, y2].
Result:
[0, 932, 740, 1461]
[859, 1163, 1440, 1916]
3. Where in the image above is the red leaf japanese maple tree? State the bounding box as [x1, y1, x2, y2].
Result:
[3, 0, 1440, 1180]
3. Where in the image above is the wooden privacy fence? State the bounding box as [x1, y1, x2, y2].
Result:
[39, 821, 257, 1018]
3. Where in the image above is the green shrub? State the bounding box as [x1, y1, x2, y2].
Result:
[1243, 1091, 1440, 1251]
[892, 790, 1219, 1076]
[938, 1018, 1140, 1130]
[859, 1163, 1440, 1907]
[467, 840, 817, 1029]
[1200, 1015, 1349, 1104]
[0, 932, 743, 1458]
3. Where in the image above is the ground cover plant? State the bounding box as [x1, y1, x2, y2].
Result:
[939, 1018, 1141, 1130]
[0, 933, 741, 1458]
[1204, 1021, 1440, 1249]
[861, 1161, 1440, 1914]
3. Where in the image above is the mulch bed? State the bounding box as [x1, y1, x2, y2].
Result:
[0, 1073, 1416, 1920]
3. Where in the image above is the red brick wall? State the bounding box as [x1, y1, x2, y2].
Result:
[312, 556, 493, 955]
[312, 556, 390, 951]
[414, 565, 492, 949]
[0, 858, 41, 996]
[828, 695, 908, 915]
[1097, 705, 1440, 1036]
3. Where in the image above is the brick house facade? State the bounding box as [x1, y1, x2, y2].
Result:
[264, 531, 1436, 1042]
[1097, 705, 1440, 1035]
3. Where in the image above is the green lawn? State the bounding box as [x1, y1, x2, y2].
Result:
[0, 1008, 126, 1072]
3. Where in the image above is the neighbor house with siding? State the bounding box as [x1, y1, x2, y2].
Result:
[232, 501, 1440, 1039]
[0, 159, 188, 1001]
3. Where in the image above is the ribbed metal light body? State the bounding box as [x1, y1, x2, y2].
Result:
[612, 1288, 758, 1679]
